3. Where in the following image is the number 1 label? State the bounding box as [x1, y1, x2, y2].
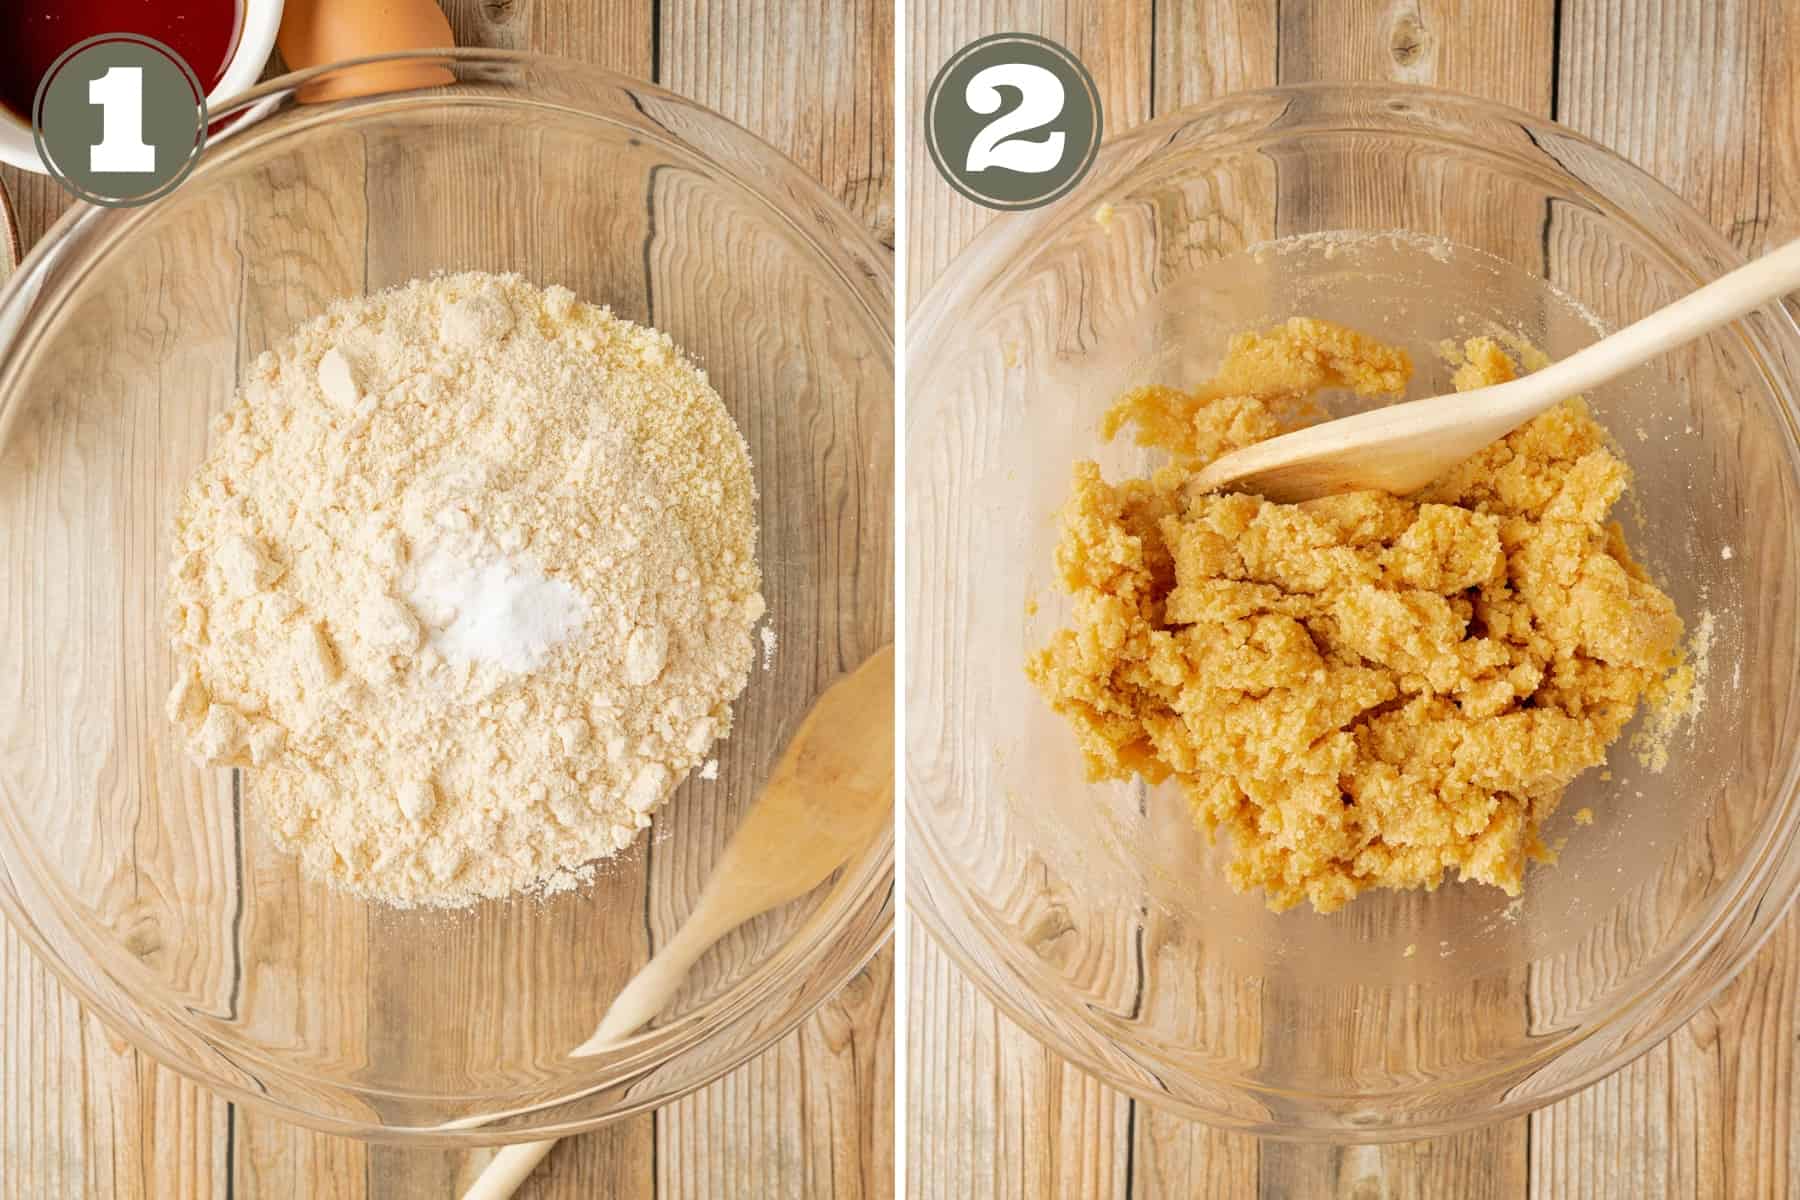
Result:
[89, 66, 156, 174]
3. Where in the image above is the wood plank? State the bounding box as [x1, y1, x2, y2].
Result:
[1274, 0, 1553, 111]
[1555, 0, 1788, 249]
[1132, 7, 1280, 1195]
[0, 171, 65, 247]
[650, 4, 894, 1197]
[1248, 5, 1552, 1195]
[1254, 1130, 1531, 1200]
[907, 0, 1155, 299]
[230, 1107, 367, 1200]
[906, 918, 1129, 1200]
[905, 7, 1169, 1196]
[662, 0, 895, 245]
[1528, 2, 1800, 1197]
[0, 918, 227, 1200]
[352, 3, 637, 1197]
[905, 1, 1282, 1194]
[1151, 0, 1277, 112]
[656, 952, 895, 1198]
[0, 97, 244, 1200]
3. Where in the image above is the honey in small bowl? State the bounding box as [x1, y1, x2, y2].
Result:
[1, 1, 242, 122]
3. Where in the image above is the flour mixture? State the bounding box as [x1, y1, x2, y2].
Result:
[166, 272, 764, 906]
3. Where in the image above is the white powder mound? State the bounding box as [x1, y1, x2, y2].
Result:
[165, 272, 764, 906]
[405, 533, 588, 673]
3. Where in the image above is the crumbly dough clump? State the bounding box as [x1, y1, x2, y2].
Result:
[1028, 318, 1683, 913]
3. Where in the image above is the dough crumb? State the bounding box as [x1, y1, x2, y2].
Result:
[1027, 318, 1687, 914]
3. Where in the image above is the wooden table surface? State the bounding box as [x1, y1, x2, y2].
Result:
[0, 2, 893, 1197]
[906, 2, 1800, 1197]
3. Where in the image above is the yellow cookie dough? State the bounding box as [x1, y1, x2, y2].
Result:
[1027, 318, 1684, 913]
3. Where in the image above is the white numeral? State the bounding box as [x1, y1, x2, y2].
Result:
[964, 63, 1066, 174]
[89, 67, 155, 174]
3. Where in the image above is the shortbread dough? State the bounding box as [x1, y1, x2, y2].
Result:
[1028, 319, 1684, 913]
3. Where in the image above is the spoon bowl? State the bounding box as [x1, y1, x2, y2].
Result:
[1194, 237, 1800, 502]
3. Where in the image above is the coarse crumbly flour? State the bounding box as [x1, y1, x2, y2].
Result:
[165, 272, 764, 906]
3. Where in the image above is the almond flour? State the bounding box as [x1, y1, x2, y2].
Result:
[166, 272, 763, 907]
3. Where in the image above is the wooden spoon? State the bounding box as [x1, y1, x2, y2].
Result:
[461, 645, 895, 1200]
[1189, 236, 1800, 503]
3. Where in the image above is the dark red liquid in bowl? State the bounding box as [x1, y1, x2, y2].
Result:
[1, 1, 242, 121]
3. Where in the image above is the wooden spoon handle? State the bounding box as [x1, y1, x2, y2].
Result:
[573, 914, 727, 1054]
[457, 646, 892, 1198]
[1513, 235, 1800, 411]
[458, 899, 790, 1198]
[461, 1141, 557, 1200]
[457, 867, 836, 1199]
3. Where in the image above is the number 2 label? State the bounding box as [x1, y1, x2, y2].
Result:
[926, 33, 1099, 209]
[963, 63, 1066, 175]
[89, 66, 156, 174]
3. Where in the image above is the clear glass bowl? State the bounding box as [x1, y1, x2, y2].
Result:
[907, 84, 1800, 1138]
[0, 52, 892, 1142]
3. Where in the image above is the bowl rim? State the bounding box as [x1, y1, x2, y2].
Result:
[906, 78, 1800, 1140]
[0, 49, 895, 1143]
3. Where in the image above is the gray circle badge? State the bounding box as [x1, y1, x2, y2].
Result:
[925, 32, 1102, 212]
[34, 34, 208, 208]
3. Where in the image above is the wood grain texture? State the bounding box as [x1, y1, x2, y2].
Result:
[1529, 4, 1800, 1199]
[907, 1, 1800, 1197]
[0, 1, 893, 1197]
[906, 0, 1153, 297]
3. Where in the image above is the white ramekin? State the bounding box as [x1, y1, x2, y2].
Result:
[0, 0, 284, 172]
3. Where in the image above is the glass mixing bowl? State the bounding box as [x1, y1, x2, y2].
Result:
[0, 52, 892, 1141]
[908, 84, 1800, 1139]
